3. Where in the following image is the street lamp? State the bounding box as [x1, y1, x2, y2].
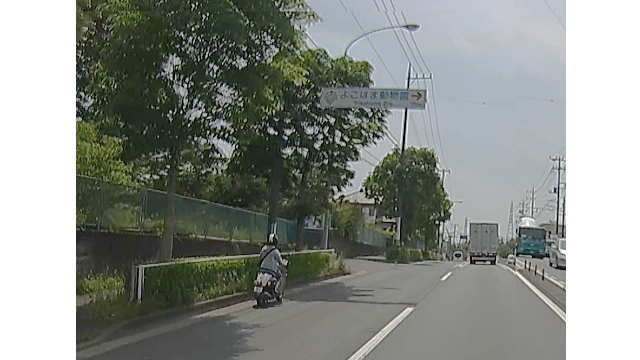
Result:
[343, 24, 420, 57]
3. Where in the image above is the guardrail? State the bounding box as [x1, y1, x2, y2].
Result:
[515, 259, 566, 291]
[130, 249, 336, 303]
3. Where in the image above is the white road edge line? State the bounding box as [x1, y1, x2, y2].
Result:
[498, 264, 566, 323]
[515, 260, 566, 290]
[346, 306, 415, 360]
[77, 270, 369, 359]
[440, 272, 452, 281]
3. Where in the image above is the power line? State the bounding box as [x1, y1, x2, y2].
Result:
[304, 31, 321, 49]
[427, 77, 446, 166]
[386, 0, 429, 75]
[372, 0, 381, 12]
[416, 107, 432, 150]
[534, 166, 554, 190]
[384, 128, 400, 148]
[361, 147, 381, 163]
[377, 0, 416, 70]
[358, 156, 377, 168]
[401, 10, 433, 75]
[422, 79, 437, 152]
[408, 112, 426, 148]
[541, 0, 565, 31]
[337, 0, 401, 86]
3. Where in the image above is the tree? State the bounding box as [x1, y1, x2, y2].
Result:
[78, 0, 316, 260]
[363, 147, 451, 248]
[76, 121, 132, 185]
[332, 201, 365, 242]
[230, 49, 387, 246]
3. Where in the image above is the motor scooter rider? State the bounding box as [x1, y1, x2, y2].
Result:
[258, 233, 288, 302]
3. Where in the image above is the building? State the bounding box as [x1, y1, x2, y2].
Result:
[539, 222, 566, 238]
[340, 190, 396, 232]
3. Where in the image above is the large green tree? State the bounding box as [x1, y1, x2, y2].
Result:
[78, 0, 315, 260]
[363, 147, 451, 248]
[229, 49, 388, 245]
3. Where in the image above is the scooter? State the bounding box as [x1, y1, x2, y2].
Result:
[253, 260, 288, 308]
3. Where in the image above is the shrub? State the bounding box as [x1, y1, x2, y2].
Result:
[77, 273, 125, 296]
[386, 247, 423, 263]
[142, 252, 334, 306]
[421, 249, 439, 260]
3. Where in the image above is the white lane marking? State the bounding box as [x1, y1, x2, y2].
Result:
[498, 264, 566, 323]
[78, 271, 369, 359]
[346, 307, 415, 360]
[440, 272, 452, 281]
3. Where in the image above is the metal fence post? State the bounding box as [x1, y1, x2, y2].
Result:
[542, 268, 545, 281]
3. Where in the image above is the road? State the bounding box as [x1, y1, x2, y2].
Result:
[517, 255, 566, 284]
[79, 259, 565, 360]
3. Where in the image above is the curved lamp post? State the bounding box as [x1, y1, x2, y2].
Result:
[343, 24, 420, 57]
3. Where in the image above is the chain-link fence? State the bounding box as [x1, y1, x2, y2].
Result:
[76, 175, 297, 244]
[353, 226, 389, 248]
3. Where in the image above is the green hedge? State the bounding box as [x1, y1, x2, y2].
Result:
[386, 247, 423, 263]
[142, 252, 334, 306]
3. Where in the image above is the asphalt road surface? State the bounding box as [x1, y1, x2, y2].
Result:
[517, 255, 566, 284]
[80, 259, 565, 360]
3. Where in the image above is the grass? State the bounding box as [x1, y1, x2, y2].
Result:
[77, 273, 125, 296]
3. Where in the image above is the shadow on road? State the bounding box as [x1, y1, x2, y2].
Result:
[90, 315, 262, 360]
[287, 282, 415, 307]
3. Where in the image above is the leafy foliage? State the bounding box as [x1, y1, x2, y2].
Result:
[142, 252, 333, 306]
[76, 273, 125, 296]
[76, 121, 133, 185]
[229, 49, 388, 242]
[332, 201, 365, 242]
[386, 247, 423, 263]
[78, 0, 317, 259]
[364, 147, 451, 248]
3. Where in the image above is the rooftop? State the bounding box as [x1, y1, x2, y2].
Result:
[339, 190, 376, 205]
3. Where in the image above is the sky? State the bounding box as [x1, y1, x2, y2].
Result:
[305, 0, 566, 238]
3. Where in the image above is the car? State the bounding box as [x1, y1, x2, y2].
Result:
[453, 251, 463, 261]
[507, 254, 516, 265]
[549, 238, 566, 269]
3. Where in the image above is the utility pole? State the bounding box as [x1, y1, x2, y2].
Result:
[561, 196, 566, 238]
[507, 201, 514, 241]
[397, 62, 411, 247]
[550, 155, 565, 234]
[453, 224, 457, 245]
[464, 217, 468, 236]
[440, 168, 451, 186]
[438, 168, 451, 251]
[530, 186, 535, 217]
[396, 63, 431, 247]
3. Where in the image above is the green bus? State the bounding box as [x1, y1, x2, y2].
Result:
[516, 217, 546, 258]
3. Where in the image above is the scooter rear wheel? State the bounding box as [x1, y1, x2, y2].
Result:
[256, 294, 266, 308]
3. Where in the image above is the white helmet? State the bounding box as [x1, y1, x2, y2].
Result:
[267, 233, 279, 246]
